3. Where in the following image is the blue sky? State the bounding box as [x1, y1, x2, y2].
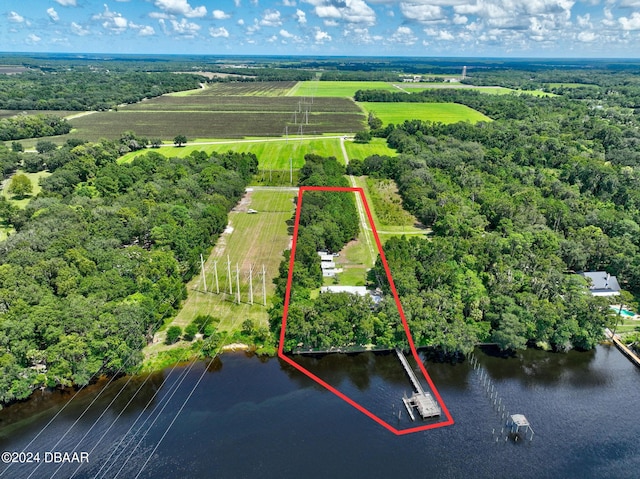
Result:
[2, 0, 640, 57]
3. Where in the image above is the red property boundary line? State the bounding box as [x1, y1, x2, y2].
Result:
[277, 186, 454, 435]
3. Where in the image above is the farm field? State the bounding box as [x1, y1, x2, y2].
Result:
[359, 101, 491, 125]
[119, 136, 395, 170]
[145, 188, 296, 357]
[294, 81, 398, 98]
[63, 109, 364, 141]
[118, 136, 348, 168]
[398, 84, 554, 96]
[120, 95, 360, 113]
[544, 82, 599, 88]
[172, 81, 297, 97]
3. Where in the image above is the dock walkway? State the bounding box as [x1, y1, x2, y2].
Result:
[395, 348, 440, 420]
[605, 328, 640, 368]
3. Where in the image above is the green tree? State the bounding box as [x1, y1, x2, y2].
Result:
[35, 140, 57, 154]
[354, 130, 371, 143]
[150, 138, 163, 148]
[11, 142, 23, 153]
[165, 326, 182, 345]
[173, 135, 187, 147]
[7, 173, 33, 198]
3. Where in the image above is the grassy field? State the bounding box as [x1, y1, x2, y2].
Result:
[398, 84, 555, 97]
[544, 83, 599, 89]
[352, 176, 428, 239]
[118, 137, 348, 168]
[359, 102, 491, 125]
[344, 138, 396, 161]
[294, 81, 398, 98]
[0, 170, 50, 209]
[179, 81, 297, 97]
[144, 188, 296, 358]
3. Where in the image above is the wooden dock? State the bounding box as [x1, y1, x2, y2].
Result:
[605, 328, 640, 368]
[396, 348, 441, 420]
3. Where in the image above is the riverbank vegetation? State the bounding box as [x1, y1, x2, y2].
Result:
[0, 143, 257, 405]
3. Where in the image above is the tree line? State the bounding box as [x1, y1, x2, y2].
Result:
[0, 71, 204, 111]
[0, 114, 71, 141]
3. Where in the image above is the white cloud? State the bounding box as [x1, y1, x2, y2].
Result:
[137, 25, 156, 36]
[577, 30, 597, 41]
[283, 0, 297, 5]
[8, 11, 25, 23]
[280, 28, 294, 37]
[154, 0, 207, 18]
[209, 26, 230, 37]
[47, 8, 60, 22]
[26, 33, 41, 44]
[453, 13, 468, 24]
[237, 18, 245, 25]
[390, 25, 418, 44]
[234, 0, 242, 6]
[324, 19, 339, 25]
[149, 12, 171, 19]
[296, 8, 307, 23]
[619, 12, 640, 30]
[93, 5, 129, 33]
[400, 3, 444, 23]
[170, 18, 201, 35]
[55, 0, 77, 6]
[71, 21, 90, 35]
[307, 0, 376, 25]
[212, 10, 231, 19]
[260, 9, 283, 26]
[314, 27, 332, 42]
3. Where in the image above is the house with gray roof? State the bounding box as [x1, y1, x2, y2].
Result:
[580, 271, 621, 296]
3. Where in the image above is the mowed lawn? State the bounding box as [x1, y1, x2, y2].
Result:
[118, 137, 348, 168]
[294, 81, 398, 98]
[165, 189, 296, 335]
[0, 170, 50, 209]
[359, 102, 491, 125]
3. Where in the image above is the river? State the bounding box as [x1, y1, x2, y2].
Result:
[1, 344, 639, 479]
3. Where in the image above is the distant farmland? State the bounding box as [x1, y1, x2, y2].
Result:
[293, 81, 398, 98]
[359, 102, 491, 125]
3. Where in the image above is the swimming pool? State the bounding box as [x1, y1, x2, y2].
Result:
[610, 306, 636, 317]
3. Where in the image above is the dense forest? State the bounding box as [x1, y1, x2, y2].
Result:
[350, 82, 640, 353]
[0, 114, 71, 141]
[0, 71, 204, 111]
[0, 144, 257, 406]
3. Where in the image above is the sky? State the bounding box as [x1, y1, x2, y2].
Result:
[2, 0, 640, 58]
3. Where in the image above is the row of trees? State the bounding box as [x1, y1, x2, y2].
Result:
[0, 143, 257, 405]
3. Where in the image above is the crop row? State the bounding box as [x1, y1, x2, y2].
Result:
[120, 96, 361, 113]
[68, 111, 365, 140]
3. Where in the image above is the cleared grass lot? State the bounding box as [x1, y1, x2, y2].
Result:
[344, 138, 396, 161]
[0, 170, 50, 209]
[359, 102, 491, 125]
[145, 189, 295, 356]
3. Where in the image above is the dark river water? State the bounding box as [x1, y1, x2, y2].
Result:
[1, 344, 639, 479]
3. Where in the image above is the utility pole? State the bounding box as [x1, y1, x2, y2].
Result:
[262, 264, 267, 306]
[227, 254, 232, 295]
[236, 263, 241, 304]
[213, 260, 219, 294]
[249, 264, 254, 305]
[290, 157, 293, 184]
[200, 254, 207, 292]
